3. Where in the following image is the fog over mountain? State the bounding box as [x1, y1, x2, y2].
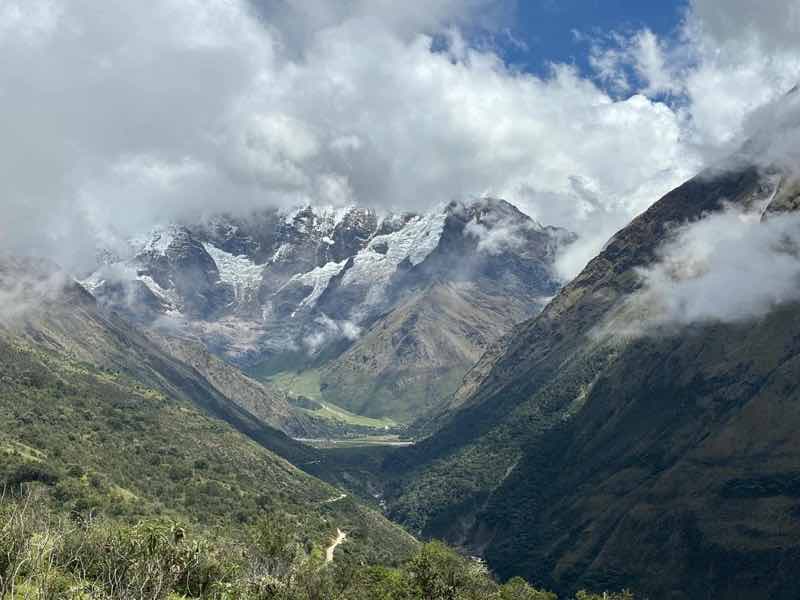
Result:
[76, 197, 570, 424]
[630, 204, 800, 328]
[3, 0, 799, 282]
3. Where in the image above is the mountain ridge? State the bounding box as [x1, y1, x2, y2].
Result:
[84, 198, 572, 426]
[379, 162, 800, 599]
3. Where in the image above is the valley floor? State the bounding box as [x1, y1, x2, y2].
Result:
[294, 435, 415, 449]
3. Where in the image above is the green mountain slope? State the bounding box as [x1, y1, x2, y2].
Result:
[317, 281, 539, 422]
[0, 258, 416, 565]
[0, 258, 635, 600]
[483, 302, 800, 599]
[1, 493, 592, 600]
[150, 332, 315, 437]
[380, 163, 800, 598]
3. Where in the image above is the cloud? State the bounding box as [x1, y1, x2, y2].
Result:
[250, 0, 511, 56]
[739, 87, 800, 172]
[587, 0, 800, 155]
[0, 258, 72, 323]
[0, 0, 700, 278]
[228, 17, 697, 268]
[588, 29, 684, 97]
[690, 0, 800, 54]
[0, 1, 62, 45]
[680, 1, 800, 156]
[302, 314, 361, 355]
[629, 204, 800, 328]
[1, 0, 800, 285]
[0, 0, 278, 269]
[464, 208, 542, 256]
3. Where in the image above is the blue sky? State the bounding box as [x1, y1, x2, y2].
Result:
[490, 1, 687, 78]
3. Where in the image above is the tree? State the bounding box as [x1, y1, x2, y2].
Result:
[497, 577, 557, 600]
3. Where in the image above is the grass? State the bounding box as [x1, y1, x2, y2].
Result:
[319, 366, 468, 424]
[110, 484, 139, 501]
[301, 402, 397, 429]
[0, 336, 417, 566]
[299, 436, 414, 449]
[267, 369, 325, 401]
[265, 370, 398, 430]
[0, 493, 612, 600]
[1, 440, 47, 462]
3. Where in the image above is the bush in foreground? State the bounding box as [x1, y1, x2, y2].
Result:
[0, 493, 634, 599]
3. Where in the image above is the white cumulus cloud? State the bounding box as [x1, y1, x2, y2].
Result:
[0, 0, 799, 285]
[629, 203, 800, 328]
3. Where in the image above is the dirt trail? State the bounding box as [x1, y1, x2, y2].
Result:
[325, 529, 347, 563]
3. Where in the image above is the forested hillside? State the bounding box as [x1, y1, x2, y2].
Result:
[381, 163, 800, 599]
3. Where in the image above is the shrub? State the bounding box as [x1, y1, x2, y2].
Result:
[4, 462, 59, 489]
[0, 494, 636, 600]
[497, 577, 557, 600]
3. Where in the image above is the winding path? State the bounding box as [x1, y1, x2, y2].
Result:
[325, 528, 347, 563]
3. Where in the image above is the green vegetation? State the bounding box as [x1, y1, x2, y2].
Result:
[296, 401, 397, 430]
[0, 266, 650, 598]
[261, 365, 461, 433]
[259, 365, 464, 429]
[263, 370, 399, 434]
[298, 399, 396, 430]
[300, 436, 413, 450]
[254, 358, 463, 437]
[267, 371, 325, 403]
[0, 336, 415, 566]
[317, 367, 467, 424]
[0, 493, 634, 599]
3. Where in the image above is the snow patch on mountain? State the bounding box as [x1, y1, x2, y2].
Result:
[317, 205, 354, 229]
[281, 204, 354, 233]
[131, 225, 179, 256]
[137, 275, 181, 314]
[80, 261, 182, 316]
[80, 262, 138, 295]
[202, 243, 264, 301]
[342, 209, 447, 306]
[286, 259, 349, 312]
[271, 243, 292, 262]
[381, 213, 409, 232]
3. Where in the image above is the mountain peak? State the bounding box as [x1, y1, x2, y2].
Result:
[83, 200, 570, 373]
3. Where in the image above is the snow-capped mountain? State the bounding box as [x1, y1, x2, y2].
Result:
[83, 199, 573, 416]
